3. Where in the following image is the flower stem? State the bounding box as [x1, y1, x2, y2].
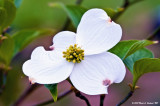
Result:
[74, 90, 91, 106]
[100, 94, 105, 106]
[116, 90, 134, 106]
[12, 84, 40, 106]
[147, 26, 160, 40]
[36, 89, 73, 106]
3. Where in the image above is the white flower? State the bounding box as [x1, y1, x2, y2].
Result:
[23, 8, 126, 95]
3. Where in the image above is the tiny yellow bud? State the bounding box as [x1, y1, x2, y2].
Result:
[70, 55, 73, 58]
[73, 53, 76, 56]
[77, 61, 81, 63]
[74, 44, 77, 47]
[69, 50, 72, 53]
[69, 45, 73, 48]
[73, 59, 76, 63]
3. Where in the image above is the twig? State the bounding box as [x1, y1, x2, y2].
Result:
[12, 84, 40, 106]
[116, 91, 134, 106]
[112, 0, 144, 21]
[123, 0, 129, 8]
[147, 26, 160, 40]
[73, 89, 91, 106]
[100, 94, 105, 106]
[36, 89, 73, 106]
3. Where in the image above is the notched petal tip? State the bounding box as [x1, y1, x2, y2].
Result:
[102, 79, 112, 86]
[107, 17, 112, 23]
[29, 77, 36, 84]
[49, 45, 55, 50]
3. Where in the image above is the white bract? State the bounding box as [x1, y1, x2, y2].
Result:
[23, 8, 126, 95]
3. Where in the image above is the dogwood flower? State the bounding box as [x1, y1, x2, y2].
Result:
[23, 8, 126, 95]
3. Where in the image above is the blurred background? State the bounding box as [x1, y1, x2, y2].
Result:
[0, 0, 160, 106]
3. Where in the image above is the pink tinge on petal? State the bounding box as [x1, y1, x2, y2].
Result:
[108, 18, 112, 22]
[49, 45, 54, 50]
[102, 79, 112, 86]
[29, 77, 36, 84]
[107, 17, 112, 23]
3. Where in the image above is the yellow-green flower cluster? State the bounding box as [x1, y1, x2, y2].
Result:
[63, 44, 84, 63]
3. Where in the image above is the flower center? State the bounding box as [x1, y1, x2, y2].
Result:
[63, 44, 84, 63]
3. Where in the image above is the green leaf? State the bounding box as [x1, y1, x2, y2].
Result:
[0, 35, 15, 65]
[124, 48, 153, 73]
[109, 40, 156, 60]
[12, 29, 54, 56]
[0, 7, 6, 27]
[2, 0, 16, 29]
[63, 5, 87, 28]
[45, 84, 58, 102]
[132, 58, 160, 88]
[49, 3, 87, 28]
[124, 40, 156, 59]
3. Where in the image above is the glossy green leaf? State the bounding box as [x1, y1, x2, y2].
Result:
[2, 0, 16, 29]
[124, 48, 153, 73]
[63, 5, 87, 28]
[132, 58, 160, 88]
[12, 29, 54, 55]
[45, 84, 58, 102]
[0, 35, 14, 65]
[124, 40, 156, 59]
[109, 40, 156, 60]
